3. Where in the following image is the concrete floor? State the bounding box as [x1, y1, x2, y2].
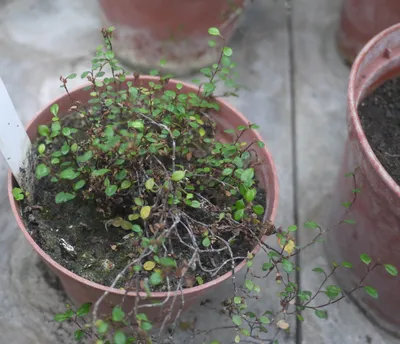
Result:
[0, 0, 399, 343]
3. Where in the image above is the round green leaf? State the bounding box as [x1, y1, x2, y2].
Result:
[231, 315, 242, 326]
[202, 237, 211, 247]
[60, 168, 79, 180]
[55, 192, 76, 204]
[315, 310, 328, 319]
[150, 271, 162, 286]
[253, 204, 264, 215]
[140, 321, 152, 332]
[121, 180, 131, 189]
[38, 125, 50, 137]
[145, 178, 155, 190]
[36, 164, 50, 179]
[105, 185, 117, 197]
[140, 206, 151, 220]
[223, 47, 233, 57]
[114, 330, 126, 344]
[171, 170, 186, 182]
[112, 306, 125, 322]
[282, 259, 294, 273]
[208, 27, 221, 36]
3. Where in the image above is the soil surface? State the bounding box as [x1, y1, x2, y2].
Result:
[359, 77, 400, 185]
[20, 113, 268, 292]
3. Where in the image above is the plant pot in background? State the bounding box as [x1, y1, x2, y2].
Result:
[98, 0, 246, 75]
[8, 76, 278, 323]
[336, 0, 400, 65]
[327, 24, 400, 336]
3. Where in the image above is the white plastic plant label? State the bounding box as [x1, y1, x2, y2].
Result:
[0, 78, 31, 187]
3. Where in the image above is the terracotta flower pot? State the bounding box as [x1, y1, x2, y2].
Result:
[98, 0, 245, 75]
[336, 0, 400, 65]
[8, 76, 278, 322]
[327, 24, 400, 335]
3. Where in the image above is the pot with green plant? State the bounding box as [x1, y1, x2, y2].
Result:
[8, 26, 279, 325]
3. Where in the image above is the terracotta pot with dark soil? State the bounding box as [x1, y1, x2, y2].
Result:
[328, 23, 400, 335]
[8, 29, 278, 325]
[98, 0, 246, 74]
[336, 0, 400, 65]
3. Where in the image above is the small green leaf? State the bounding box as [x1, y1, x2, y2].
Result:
[77, 151, 93, 163]
[36, 164, 50, 179]
[105, 185, 118, 197]
[12, 187, 24, 201]
[360, 253, 372, 265]
[140, 321, 152, 332]
[140, 206, 151, 220]
[96, 320, 108, 334]
[282, 259, 294, 273]
[66, 73, 77, 79]
[245, 279, 254, 291]
[202, 237, 211, 247]
[253, 204, 264, 215]
[77, 303, 92, 317]
[60, 168, 79, 180]
[208, 27, 221, 36]
[38, 125, 50, 137]
[171, 170, 186, 182]
[145, 178, 155, 190]
[150, 271, 162, 286]
[121, 180, 131, 189]
[112, 306, 125, 322]
[55, 192, 75, 204]
[190, 200, 201, 208]
[288, 225, 297, 232]
[384, 264, 398, 276]
[364, 286, 378, 299]
[223, 47, 233, 56]
[222, 168, 233, 176]
[259, 316, 271, 324]
[234, 335, 240, 343]
[92, 169, 110, 177]
[160, 257, 177, 268]
[54, 310, 74, 322]
[208, 39, 216, 47]
[128, 120, 144, 130]
[234, 208, 245, 221]
[233, 296, 242, 304]
[312, 267, 325, 274]
[244, 188, 257, 202]
[74, 180, 86, 190]
[232, 315, 242, 326]
[342, 261, 353, 268]
[315, 310, 328, 319]
[62, 127, 71, 136]
[304, 221, 318, 229]
[240, 168, 254, 183]
[50, 103, 59, 116]
[74, 329, 84, 341]
[343, 219, 356, 224]
[114, 330, 126, 344]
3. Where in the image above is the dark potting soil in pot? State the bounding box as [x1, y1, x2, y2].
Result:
[359, 77, 400, 185]
[20, 113, 270, 292]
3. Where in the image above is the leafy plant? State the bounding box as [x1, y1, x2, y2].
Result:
[14, 27, 397, 344]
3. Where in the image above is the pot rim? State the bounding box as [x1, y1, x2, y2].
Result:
[8, 76, 279, 299]
[348, 23, 400, 197]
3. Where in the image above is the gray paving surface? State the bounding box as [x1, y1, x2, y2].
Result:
[0, 0, 398, 343]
